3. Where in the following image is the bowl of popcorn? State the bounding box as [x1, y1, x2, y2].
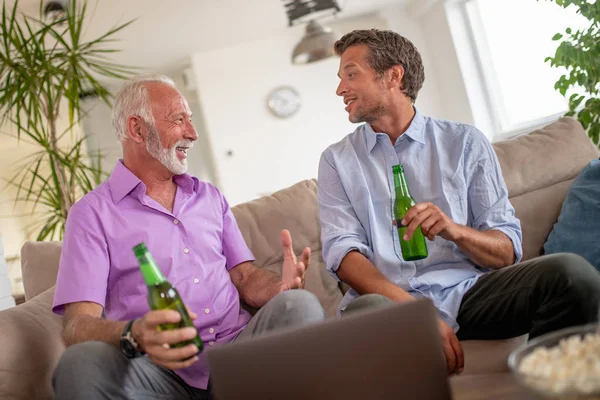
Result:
[508, 323, 600, 399]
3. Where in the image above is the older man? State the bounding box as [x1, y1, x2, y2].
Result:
[52, 74, 325, 400]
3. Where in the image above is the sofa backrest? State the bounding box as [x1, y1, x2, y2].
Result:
[21, 241, 61, 301]
[231, 179, 342, 317]
[493, 117, 598, 260]
[18, 117, 599, 312]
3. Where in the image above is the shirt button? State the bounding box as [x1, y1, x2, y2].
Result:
[183, 248, 190, 254]
[209, 328, 214, 334]
[204, 308, 210, 314]
[173, 219, 179, 225]
[390, 156, 394, 160]
[209, 341, 215, 346]
[193, 278, 199, 284]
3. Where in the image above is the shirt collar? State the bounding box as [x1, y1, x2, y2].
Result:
[173, 173, 198, 194]
[365, 107, 426, 153]
[108, 160, 198, 204]
[108, 160, 144, 203]
[402, 107, 426, 145]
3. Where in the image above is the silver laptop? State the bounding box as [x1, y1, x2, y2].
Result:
[207, 299, 451, 400]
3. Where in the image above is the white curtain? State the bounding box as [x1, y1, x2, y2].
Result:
[0, 237, 16, 310]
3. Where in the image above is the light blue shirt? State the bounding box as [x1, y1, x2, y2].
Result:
[317, 109, 522, 331]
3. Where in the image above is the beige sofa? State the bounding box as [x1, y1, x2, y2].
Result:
[0, 117, 597, 400]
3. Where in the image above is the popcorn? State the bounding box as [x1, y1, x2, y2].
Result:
[518, 332, 600, 396]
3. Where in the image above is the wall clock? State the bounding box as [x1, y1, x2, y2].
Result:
[266, 86, 301, 118]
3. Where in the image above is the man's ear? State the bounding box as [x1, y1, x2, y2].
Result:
[387, 64, 405, 90]
[126, 116, 145, 144]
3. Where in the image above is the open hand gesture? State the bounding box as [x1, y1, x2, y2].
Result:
[280, 229, 311, 290]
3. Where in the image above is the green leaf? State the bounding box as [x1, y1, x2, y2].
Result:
[544, 0, 600, 147]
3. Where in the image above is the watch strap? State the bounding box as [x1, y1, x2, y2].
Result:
[122, 319, 136, 338]
[121, 319, 143, 358]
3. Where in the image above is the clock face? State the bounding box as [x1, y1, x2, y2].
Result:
[267, 86, 301, 118]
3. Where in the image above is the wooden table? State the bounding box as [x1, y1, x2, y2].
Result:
[450, 373, 537, 400]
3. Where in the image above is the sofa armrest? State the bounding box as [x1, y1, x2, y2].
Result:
[0, 286, 64, 400]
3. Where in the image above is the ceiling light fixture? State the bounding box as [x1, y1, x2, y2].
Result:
[282, 0, 341, 65]
[43, 0, 67, 25]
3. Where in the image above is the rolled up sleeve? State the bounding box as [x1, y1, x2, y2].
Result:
[466, 129, 523, 263]
[318, 150, 373, 281]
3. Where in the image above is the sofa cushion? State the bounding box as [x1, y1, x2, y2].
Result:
[0, 286, 63, 400]
[544, 159, 600, 270]
[493, 117, 598, 198]
[493, 117, 599, 260]
[21, 241, 62, 301]
[509, 180, 574, 261]
[232, 179, 342, 318]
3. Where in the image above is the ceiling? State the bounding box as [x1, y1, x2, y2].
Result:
[8, 0, 413, 73]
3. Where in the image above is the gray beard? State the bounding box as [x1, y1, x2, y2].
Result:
[145, 124, 190, 175]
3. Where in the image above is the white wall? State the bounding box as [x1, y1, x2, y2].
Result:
[0, 124, 40, 258]
[192, 34, 351, 205]
[382, 6, 444, 120]
[0, 188, 31, 258]
[191, 11, 449, 206]
[404, 0, 503, 140]
[418, 2, 475, 127]
[0, 122, 40, 299]
[81, 97, 122, 175]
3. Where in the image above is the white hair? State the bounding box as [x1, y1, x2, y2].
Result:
[112, 73, 177, 142]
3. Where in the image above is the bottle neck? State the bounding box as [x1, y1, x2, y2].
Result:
[393, 169, 411, 198]
[136, 252, 167, 286]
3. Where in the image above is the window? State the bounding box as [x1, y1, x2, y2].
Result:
[461, 0, 590, 135]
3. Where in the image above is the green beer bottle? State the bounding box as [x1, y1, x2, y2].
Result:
[133, 243, 204, 353]
[392, 164, 428, 261]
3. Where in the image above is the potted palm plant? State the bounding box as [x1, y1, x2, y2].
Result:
[0, 0, 136, 240]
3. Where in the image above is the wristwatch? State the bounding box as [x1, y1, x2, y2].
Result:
[120, 319, 143, 358]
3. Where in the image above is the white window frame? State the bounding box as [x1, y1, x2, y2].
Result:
[445, 0, 566, 141]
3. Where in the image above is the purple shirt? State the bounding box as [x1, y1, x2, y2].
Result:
[53, 160, 254, 389]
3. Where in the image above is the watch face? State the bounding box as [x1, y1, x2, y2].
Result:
[267, 86, 301, 118]
[121, 337, 137, 358]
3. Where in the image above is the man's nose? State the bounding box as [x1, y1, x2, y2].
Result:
[186, 121, 199, 141]
[336, 80, 347, 97]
